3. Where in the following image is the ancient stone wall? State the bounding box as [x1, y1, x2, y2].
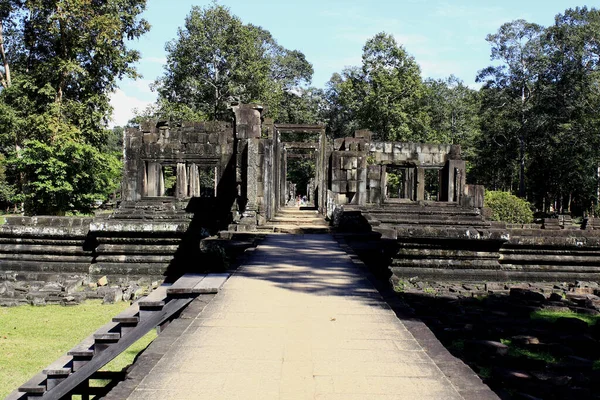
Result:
[122, 120, 235, 203]
[327, 132, 468, 211]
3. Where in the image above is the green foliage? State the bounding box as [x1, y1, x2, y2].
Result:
[153, 3, 313, 122]
[12, 139, 121, 215]
[0, 300, 131, 398]
[287, 158, 315, 196]
[422, 76, 481, 172]
[484, 190, 534, 223]
[386, 172, 400, 198]
[501, 338, 558, 363]
[473, 8, 600, 215]
[0, 154, 14, 205]
[325, 33, 429, 140]
[0, 0, 148, 214]
[530, 309, 600, 326]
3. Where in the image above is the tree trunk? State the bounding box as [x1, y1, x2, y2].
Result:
[519, 85, 526, 198]
[0, 21, 11, 88]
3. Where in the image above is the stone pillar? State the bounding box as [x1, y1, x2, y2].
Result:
[176, 163, 188, 198]
[404, 167, 416, 201]
[230, 103, 263, 231]
[146, 162, 161, 197]
[122, 127, 144, 201]
[246, 138, 260, 212]
[281, 147, 287, 208]
[231, 103, 263, 140]
[141, 160, 147, 198]
[188, 164, 200, 197]
[158, 165, 165, 196]
[444, 160, 466, 202]
[403, 169, 411, 199]
[416, 167, 425, 201]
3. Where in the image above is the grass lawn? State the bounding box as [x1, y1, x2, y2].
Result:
[530, 309, 600, 326]
[0, 300, 157, 398]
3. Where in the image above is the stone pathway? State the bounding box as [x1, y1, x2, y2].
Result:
[126, 234, 487, 400]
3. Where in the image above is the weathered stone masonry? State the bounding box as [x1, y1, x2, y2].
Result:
[3, 104, 600, 305]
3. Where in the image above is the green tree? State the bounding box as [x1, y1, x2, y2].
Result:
[324, 68, 364, 138]
[325, 33, 429, 141]
[0, 0, 149, 214]
[422, 75, 481, 166]
[476, 20, 545, 197]
[277, 87, 326, 124]
[529, 7, 600, 213]
[155, 3, 313, 121]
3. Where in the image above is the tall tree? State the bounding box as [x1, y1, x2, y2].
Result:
[530, 7, 600, 213]
[0, 0, 149, 214]
[155, 4, 313, 121]
[476, 20, 545, 197]
[325, 33, 428, 141]
[422, 76, 481, 165]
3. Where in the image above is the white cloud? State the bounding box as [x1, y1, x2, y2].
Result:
[109, 89, 155, 127]
[143, 56, 167, 65]
[132, 79, 155, 94]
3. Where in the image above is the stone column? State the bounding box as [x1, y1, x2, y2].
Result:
[176, 163, 188, 198]
[444, 160, 466, 202]
[123, 127, 144, 201]
[416, 167, 425, 201]
[141, 160, 147, 198]
[188, 164, 200, 197]
[146, 162, 161, 197]
[230, 103, 263, 231]
[158, 165, 165, 196]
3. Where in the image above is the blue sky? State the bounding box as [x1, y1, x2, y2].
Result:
[110, 0, 592, 125]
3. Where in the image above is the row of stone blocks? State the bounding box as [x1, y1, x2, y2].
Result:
[0, 217, 94, 282]
[337, 206, 600, 282]
[0, 217, 189, 287]
[389, 228, 600, 282]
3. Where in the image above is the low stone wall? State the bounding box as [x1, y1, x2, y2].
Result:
[0, 215, 259, 306]
[336, 208, 600, 283]
[0, 216, 94, 281]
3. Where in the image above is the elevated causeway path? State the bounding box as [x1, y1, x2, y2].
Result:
[124, 234, 497, 400]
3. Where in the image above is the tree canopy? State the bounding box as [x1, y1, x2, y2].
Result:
[153, 3, 315, 122]
[325, 33, 429, 141]
[472, 7, 600, 214]
[1, 2, 599, 217]
[0, 0, 149, 214]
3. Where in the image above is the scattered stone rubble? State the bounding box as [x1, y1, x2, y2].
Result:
[0, 275, 152, 307]
[395, 279, 600, 399]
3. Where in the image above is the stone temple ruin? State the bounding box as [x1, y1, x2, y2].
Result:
[1, 103, 600, 306]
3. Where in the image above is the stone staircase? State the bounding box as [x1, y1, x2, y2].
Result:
[258, 207, 330, 234]
[7, 274, 228, 400]
[339, 201, 503, 281]
[346, 200, 489, 239]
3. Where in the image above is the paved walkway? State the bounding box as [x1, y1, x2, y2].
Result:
[126, 234, 481, 399]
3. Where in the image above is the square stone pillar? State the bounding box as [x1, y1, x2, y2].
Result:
[176, 163, 188, 198]
[444, 160, 466, 202]
[416, 167, 425, 201]
[188, 164, 200, 197]
[246, 138, 260, 211]
[146, 162, 161, 197]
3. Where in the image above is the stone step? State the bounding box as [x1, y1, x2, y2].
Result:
[374, 216, 488, 226]
[270, 216, 328, 225]
[364, 208, 480, 216]
[257, 224, 331, 234]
